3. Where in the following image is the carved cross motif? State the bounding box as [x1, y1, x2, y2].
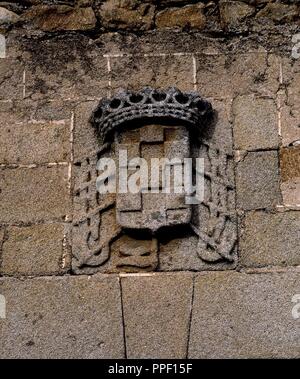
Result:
[72, 87, 237, 274]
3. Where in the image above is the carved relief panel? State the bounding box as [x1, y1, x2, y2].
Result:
[72, 88, 237, 274]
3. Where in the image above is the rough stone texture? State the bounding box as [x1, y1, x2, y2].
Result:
[281, 179, 300, 206]
[0, 275, 124, 358]
[240, 211, 300, 268]
[23, 5, 97, 31]
[257, 3, 299, 23]
[24, 36, 108, 101]
[73, 100, 100, 160]
[233, 95, 278, 151]
[189, 271, 300, 358]
[0, 166, 71, 223]
[0, 223, 71, 276]
[114, 124, 192, 232]
[72, 93, 237, 274]
[0, 227, 5, 260]
[159, 232, 237, 272]
[0, 0, 299, 36]
[0, 6, 19, 27]
[32, 100, 73, 122]
[196, 53, 280, 99]
[280, 147, 300, 205]
[72, 149, 118, 274]
[281, 59, 300, 147]
[99, 0, 155, 31]
[106, 235, 159, 273]
[0, 0, 299, 360]
[236, 151, 281, 211]
[156, 3, 206, 30]
[0, 99, 72, 126]
[202, 98, 233, 153]
[121, 273, 193, 359]
[110, 54, 194, 92]
[280, 93, 300, 148]
[92, 87, 212, 142]
[280, 147, 300, 182]
[219, 0, 255, 29]
[0, 58, 23, 100]
[0, 121, 70, 165]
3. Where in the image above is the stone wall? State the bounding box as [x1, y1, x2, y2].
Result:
[1, 0, 300, 35]
[0, 0, 299, 358]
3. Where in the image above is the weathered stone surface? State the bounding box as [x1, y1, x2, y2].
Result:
[280, 179, 300, 206]
[0, 2, 24, 14]
[99, 0, 155, 31]
[114, 122, 192, 232]
[0, 226, 5, 257]
[0, 100, 38, 125]
[72, 149, 117, 274]
[159, 232, 237, 272]
[0, 6, 19, 26]
[189, 271, 300, 358]
[158, 1, 193, 4]
[280, 96, 300, 148]
[72, 92, 237, 274]
[236, 151, 281, 211]
[92, 87, 212, 142]
[240, 211, 300, 268]
[24, 36, 108, 100]
[0, 121, 70, 165]
[121, 273, 193, 358]
[0, 166, 71, 223]
[196, 53, 280, 99]
[280, 147, 300, 205]
[280, 59, 300, 147]
[220, 0, 255, 28]
[0, 0, 299, 35]
[156, 3, 206, 30]
[104, 235, 159, 273]
[200, 98, 233, 153]
[233, 95, 278, 151]
[1, 223, 71, 276]
[0, 275, 124, 358]
[32, 100, 73, 122]
[73, 100, 100, 160]
[257, 3, 299, 23]
[0, 99, 72, 126]
[280, 147, 300, 183]
[110, 54, 194, 92]
[23, 5, 97, 31]
[0, 59, 23, 100]
[0, 0, 299, 361]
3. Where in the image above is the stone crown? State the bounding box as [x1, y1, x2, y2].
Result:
[91, 87, 213, 141]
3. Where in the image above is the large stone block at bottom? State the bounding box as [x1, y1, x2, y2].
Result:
[121, 273, 193, 358]
[0, 275, 124, 358]
[189, 272, 300, 358]
[240, 211, 300, 268]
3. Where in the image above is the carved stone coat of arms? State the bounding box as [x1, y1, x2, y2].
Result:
[72, 88, 237, 274]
